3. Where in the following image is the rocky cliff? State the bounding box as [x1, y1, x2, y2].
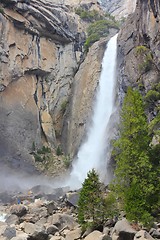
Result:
[117, 0, 160, 101]
[0, 0, 89, 173]
[100, 0, 137, 19]
[0, 0, 117, 175]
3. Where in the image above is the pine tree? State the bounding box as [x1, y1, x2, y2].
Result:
[112, 87, 158, 224]
[78, 169, 104, 229]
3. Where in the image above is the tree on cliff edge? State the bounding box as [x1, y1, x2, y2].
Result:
[112, 87, 159, 225]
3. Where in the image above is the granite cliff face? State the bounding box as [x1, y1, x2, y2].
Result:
[0, 0, 109, 174]
[0, 0, 80, 172]
[0, 0, 139, 176]
[117, 0, 160, 97]
[100, 0, 136, 19]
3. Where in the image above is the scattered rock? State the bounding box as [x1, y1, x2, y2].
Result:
[134, 230, 154, 240]
[5, 214, 19, 225]
[84, 230, 103, 240]
[10, 204, 27, 217]
[111, 218, 136, 240]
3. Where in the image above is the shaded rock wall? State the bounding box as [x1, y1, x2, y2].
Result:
[117, 0, 160, 100]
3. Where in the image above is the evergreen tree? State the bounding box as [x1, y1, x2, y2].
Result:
[78, 169, 104, 229]
[112, 87, 158, 224]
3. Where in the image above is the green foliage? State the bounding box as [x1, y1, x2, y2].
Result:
[32, 141, 36, 151]
[37, 145, 51, 154]
[75, 8, 103, 22]
[85, 19, 119, 50]
[103, 192, 119, 219]
[148, 112, 160, 134]
[32, 145, 51, 162]
[78, 169, 105, 230]
[56, 145, 63, 156]
[60, 100, 68, 114]
[145, 90, 160, 105]
[136, 45, 149, 55]
[136, 46, 153, 73]
[33, 153, 44, 162]
[0, 7, 4, 14]
[63, 155, 71, 168]
[112, 87, 159, 225]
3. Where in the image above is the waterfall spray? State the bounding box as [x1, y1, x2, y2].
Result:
[67, 34, 118, 189]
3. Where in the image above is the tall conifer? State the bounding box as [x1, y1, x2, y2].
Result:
[113, 87, 158, 224]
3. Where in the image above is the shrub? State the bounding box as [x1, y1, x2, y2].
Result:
[136, 46, 153, 73]
[0, 7, 4, 14]
[56, 145, 63, 156]
[145, 90, 160, 105]
[60, 100, 68, 114]
[75, 8, 103, 22]
[37, 146, 51, 154]
[85, 19, 119, 50]
[103, 192, 119, 219]
[148, 112, 160, 134]
[63, 155, 71, 168]
[33, 153, 43, 162]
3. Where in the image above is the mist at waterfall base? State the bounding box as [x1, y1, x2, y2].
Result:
[66, 34, 118, 190]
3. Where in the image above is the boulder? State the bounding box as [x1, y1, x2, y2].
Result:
[10, 232, 28, 240]
[99, 235, 112, 240]
[46, 225, 59, 235]
[84, 230, 103, 240]
[65, 192, 80, 207]
[10, 204, 27, 217]
[5, 214, 19, 225]
[45, 201, 58, 214]
[134, 230, 154, 240]
[23, 222, 48, 239]
[3, 225, 16, 240]
[50, 236, 65, 240]
[47, 213, 78, 230]
[111, 218, 136, 240]
[149, 228, 160, 239]
[65, 228, 82, 240]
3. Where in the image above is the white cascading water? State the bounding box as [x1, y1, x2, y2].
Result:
[67, 34, 118, 189]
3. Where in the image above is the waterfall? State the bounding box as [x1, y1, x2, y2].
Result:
[67, 34, 118, 189]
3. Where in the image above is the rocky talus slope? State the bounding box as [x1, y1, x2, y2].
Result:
[0, 186, 159, 240]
